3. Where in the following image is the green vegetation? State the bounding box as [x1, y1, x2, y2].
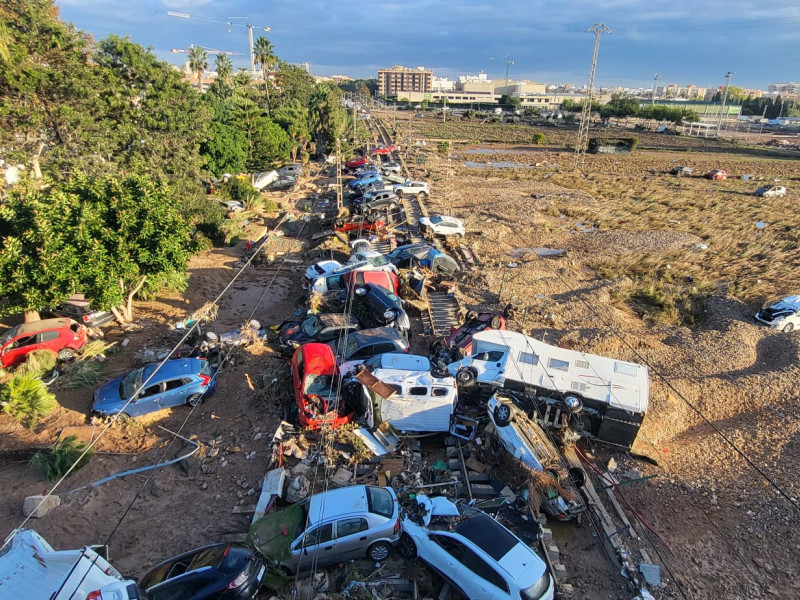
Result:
[561, 95, 698, 124]
[532, 132, 546, 145]
[30, 435, 94, 481]
[0, 372, 57, 427]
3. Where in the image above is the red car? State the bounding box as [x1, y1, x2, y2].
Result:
[345, 156, 368, 170]
[345, 270, 400, 295]
[445, 313, 506, 358]
[0, 318, 87, 368]
[704, 169, 727, 180]
[371, 145, 395, 155]
[291, 343, 353, 429]
[334, 217, 386, 234]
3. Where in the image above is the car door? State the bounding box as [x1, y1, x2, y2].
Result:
[334, 517, 370, 561]
[2, 333, 40, 367]
[136, 381, 165, 412]
[420, 534, 488, 599]
[472, 350, 507, 385]
[161, 377, 192, 408]
[293, 523, 336, 570]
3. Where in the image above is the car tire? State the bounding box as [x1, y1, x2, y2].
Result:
[367, 541, 392, 562]
[489, 315, 503, 329]
[569, 467, 587, 489]
[456, 367, 477, 387]
[493, 402, 512, 427]
[186, 394, 203, 408]
[419, 191, 428, 199]
[561, 395, 583, 414]
[466, 310, 478, 322]
[398, 533, 417, 558]
[57, 348, 76, 362]
[366, 212, 377, 224]
[783, 323, 795, 333]
[116, 413, 133, 425]
[395, 190, 403, 198]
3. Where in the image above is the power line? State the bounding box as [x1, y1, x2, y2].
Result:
[574, 23, 611, 173]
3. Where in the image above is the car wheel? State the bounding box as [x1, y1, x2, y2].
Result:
[186, 394, 203, 407]
[115, 413, 133, 425]
[493, 402, 512, 427]
[569, 467, 587, 489]
[334, 217, 345, 228]
[489, 315, 503, 329]
[398, 533, 417, 558]
[466, 310, 478, 322]
[456, 367, 476, 387]
[395, 190, 403, 198]
[783, 322, 795, 333]
[419, 191, 428, 199]
[366, 212, 378, 224]
[367, 541, 392, 562]
[57, 348, 76, 361]
[561, 395, 583, 414]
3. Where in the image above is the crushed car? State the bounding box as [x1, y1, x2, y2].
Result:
[278, 313, 360, 355]
[291, 342, 352, 429]
[754, 295, 800, 332]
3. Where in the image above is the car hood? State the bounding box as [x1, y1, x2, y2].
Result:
[93, 375, 126, 412]
[497, 543, 548, 588]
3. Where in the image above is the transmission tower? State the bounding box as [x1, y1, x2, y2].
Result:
[574, 23, 611, 172]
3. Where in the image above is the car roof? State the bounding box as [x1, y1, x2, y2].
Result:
[13, 318, 73, 336]
[141, 358, 204, 380]
[374, 353, 430, 370]
[371, 367, 452, 387]
[307, 485, 370, 522]
[769, 295, 800, 310]
[298, 343, 337, 374]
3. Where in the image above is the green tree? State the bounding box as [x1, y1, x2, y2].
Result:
[499, 95, 521, 109]
[188, 46, 208, 92]
[0, 173, 194, 322]
[272, 102, 311, 161]
[249, 119, 292, 169]
[201, 121, 249, 176]
[215, 53, 233, 88]
[309, 84, 345, 155]
[272, 61, 316, 109]
[253, 36, 276, 113]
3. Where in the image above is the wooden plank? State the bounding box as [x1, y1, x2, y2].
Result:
[465, 457, 487, 474]
[355, 369, 397, 399]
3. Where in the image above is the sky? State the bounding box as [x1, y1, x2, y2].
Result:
[54, 0, 800, 90]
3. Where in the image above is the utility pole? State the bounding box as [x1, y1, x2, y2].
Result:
[716, 71, 734, 138]
[574, 23, 611, 172]
[504, 56, 515, 96]
[652, 73, 661, 105]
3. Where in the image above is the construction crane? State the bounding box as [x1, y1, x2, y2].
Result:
[574, 23, 611, 172]
[171, 45, 240, 56]
[167, 11, 270, 73]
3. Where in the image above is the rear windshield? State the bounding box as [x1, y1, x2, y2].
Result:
[366, 486, 394, 518]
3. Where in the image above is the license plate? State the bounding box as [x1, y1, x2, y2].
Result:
[257, 565, 266, 582]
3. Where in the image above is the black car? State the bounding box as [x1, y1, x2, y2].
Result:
[139, 543, 265, 600]
[48, 294, 115, 329]
[279, 313, 360, 355]
[352, 284, 410, 337]
[385, 243, 435, 269]
[329, 327, 410, 362]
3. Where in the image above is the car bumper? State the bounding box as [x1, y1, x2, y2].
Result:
[754, 315, 784, 329]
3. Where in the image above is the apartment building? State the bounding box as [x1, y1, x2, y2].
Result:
[378, 65, 432, 96]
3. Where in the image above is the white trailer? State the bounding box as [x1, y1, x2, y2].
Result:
[0, 529, 138, 600]
[448, 330, 649, 449]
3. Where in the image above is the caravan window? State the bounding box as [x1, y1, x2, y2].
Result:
[614, 361, 638, 376]
[409, 386, 427, 396]
[474, 350, 504, 362]
[548, 358, 569, 371]
[519, 352, 538, 365]
[431, 387, 448, 397]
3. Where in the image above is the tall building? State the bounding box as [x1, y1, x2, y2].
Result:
[378, 65, 432, 97]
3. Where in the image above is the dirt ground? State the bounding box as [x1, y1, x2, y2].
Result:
[1, 120, 799, 600]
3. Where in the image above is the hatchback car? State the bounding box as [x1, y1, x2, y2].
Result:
[304, 260, 342, 287]
[48, 294, 115, 329]
[400, 495, 554, 600]
[0, 318, 87, 368]
[348, 249, 397, 273]
[754, 185, 787, 197]
[352, 284, 411, 337]
[282, 485, 400, 574]
[291, 343, 352, 429]
[92, 358, 216, 418]
[754, 295, 800, 332]
[139, 543, 265, 600]
[419, 215, 466, 238]
[704, 169, 727, 180]
[329, 327, 409, 363]
[278, 313, 360, 355]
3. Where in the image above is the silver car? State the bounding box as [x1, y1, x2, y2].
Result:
[282, 485, 400, 573]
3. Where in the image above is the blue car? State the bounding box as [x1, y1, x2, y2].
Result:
[92, 358, 216, 418]
[347, 173, 382, 189]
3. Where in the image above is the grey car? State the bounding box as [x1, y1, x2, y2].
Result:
[282, 485, 400, 573]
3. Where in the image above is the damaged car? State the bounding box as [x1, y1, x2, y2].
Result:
[291, 342, 353, 429]
[754, 295, 800, 332]
[278, 313, 360, 355]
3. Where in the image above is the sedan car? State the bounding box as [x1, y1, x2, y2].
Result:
[704, 169, 727, 180]
[755, 185, 787, 197]
[92, 358, 216, 418]
[329, 327, 409, 363]
[282, 485, 400, 573]
[278, 313, 360, 355]
[400, 495, 554, 600]
[139, 543, 265, 600]
[754, 295, 800, 332]
[419, 215, 466, 238]
[291, 343, 352, 429]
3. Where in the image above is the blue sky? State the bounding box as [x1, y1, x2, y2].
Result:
[55, 0, 800, 89]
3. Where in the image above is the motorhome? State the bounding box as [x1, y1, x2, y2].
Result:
[448, 330, 649, 449]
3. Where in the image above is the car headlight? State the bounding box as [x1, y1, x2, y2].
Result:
[384, 309, 396, 320]
[520, 574, 552, 600]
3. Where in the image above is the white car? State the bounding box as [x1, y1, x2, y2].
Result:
[754, 185, 787, 197]
[304, 260, 342, 286]
[349, 249, 397, 274]
[380, 162, 402, 175]
[339, 351, 431, 378]
[393, 180, 429, 198]
[754, 295, 800, 332]
[419, 215, 466, 238]
[400, 495, 555, 600]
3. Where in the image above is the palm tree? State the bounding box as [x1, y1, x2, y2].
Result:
[252, 37, 276, 113]
[187, 45, 208, 92]
[214, 53, 233, 90]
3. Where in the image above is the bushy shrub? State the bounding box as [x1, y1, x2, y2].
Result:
[533, 132, 546, 145]
[30, 435, 94, 481]
[16, 350, 58, 379]
[0, 372, 57, 427]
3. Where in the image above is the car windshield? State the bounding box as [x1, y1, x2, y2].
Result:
[429, 216, 443, 224]
[366, 486, 394, 518]
[120, 368, 144, 399]
[344, 335, 359, 359]
[0, 326, 19, 345]
[304, 373, 333, 397]
[367, 255, 389, 267]
[302, 316, 323, 336]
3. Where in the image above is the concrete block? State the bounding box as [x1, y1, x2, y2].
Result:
[540, 527, 553, 542]
[553, 563, 568, 582]
[331, 467, 352, 486]
[546, 544, 560, 563]
[23, 494, 61, 518]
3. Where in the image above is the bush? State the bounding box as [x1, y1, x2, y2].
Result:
[0, 372, 57, 427]
[16, 350, 58, 379]
[532, 132, 546, 145]
[139, 270, 190, 300]
[437, 141, 450, 156]
[30, 435, 94, 481]
[221, 176, 259, 202]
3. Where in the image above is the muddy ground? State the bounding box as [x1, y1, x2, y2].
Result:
[1, 121, 799, 600]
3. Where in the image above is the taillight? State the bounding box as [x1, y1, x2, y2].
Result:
[86, 592, 102, 600]
[82, 315, 90, 323]
[199, 374, 211, 386]
[393, 518, 400, 534]
[227, 571, 249, 590]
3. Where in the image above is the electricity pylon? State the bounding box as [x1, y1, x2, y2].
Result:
[574, 23, 611, 172]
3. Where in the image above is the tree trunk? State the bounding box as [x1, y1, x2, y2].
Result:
[111, 275, 147, 324]
[30, 142, 44, 180]
[23, 311, 41, 323]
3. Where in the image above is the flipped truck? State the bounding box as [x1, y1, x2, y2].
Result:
[0, 529, 138, 600]
[448, 329, 649, 450]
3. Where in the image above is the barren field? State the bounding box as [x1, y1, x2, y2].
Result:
[1, 115, 799, 600]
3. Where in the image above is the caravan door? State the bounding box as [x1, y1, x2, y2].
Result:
[471, 348, 507, 385]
